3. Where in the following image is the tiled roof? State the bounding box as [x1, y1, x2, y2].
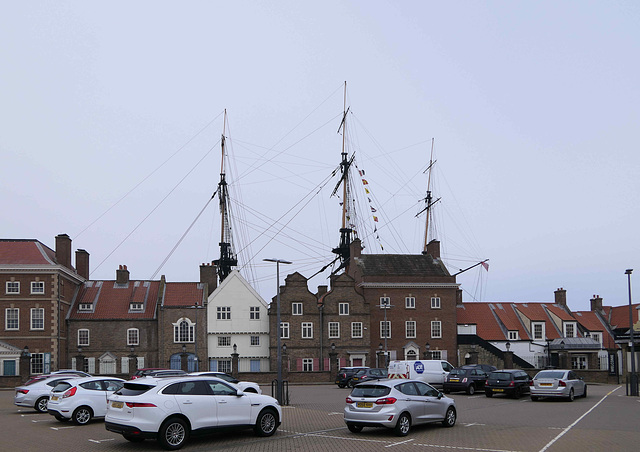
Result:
[70, 280, 161, 320]
[0, 239, 57, 265]
[609, 303, 640, 329]
[457, 303, 506, 340]
[574, 311, 617, 349]
[354, 254, 449, 277]
[163, 282, 205, 307]
[545, 304, 575, 321]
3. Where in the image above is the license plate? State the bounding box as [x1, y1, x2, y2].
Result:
[493, 388, 504, 392]
[111, 401, 124, 408]
[540, 383, 552, 387]
[51, 396, 59, 401]
[356, 402, 373, 408]
[449, 378, 459, 382]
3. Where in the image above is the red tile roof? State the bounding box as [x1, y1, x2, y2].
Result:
[70, 280, 161, 320]
[609, 303, 640, 329]
[0, 239, 57, 265]
[457, 303, 506, 340]
[162, 282, 205, 307]
[573, 311, 617, 349]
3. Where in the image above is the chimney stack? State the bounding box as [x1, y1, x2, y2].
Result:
[75, 249, 90, 279]
[590, 294, 603, 313]
[554, 287, 567, 308]
[55, 234, 72, 269]
[116, 265, 130, 284]
[425, 239, 441, 259]
[200, 262, 217, 297]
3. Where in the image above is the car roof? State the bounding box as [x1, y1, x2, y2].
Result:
[125, 375, 230, 388]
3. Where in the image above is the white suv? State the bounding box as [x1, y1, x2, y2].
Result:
[105, 376, 282, 450]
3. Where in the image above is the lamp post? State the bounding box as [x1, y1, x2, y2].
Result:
[264, 258, 292, 405]
[377, 343, 383, 367]
[545, 339, 551, 368]
[376, 299, 393, 366]
[424, 342, 431, 360]
[626, 269, 637, 396]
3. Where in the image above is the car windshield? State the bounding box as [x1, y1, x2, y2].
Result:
[489, 372, 513, 380]
[535, 371, 566, 379]
[350, 385, 391, 398]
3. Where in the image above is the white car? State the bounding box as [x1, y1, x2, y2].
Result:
[530, 369, 587, 401]
[47, 376, 125, 424]
[105, 376, 282, 450]
[14, 374, 80, 413]
[188, 371, 262, 394]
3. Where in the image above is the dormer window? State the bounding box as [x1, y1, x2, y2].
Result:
[564, 322, 577, 338]
[508, 331, 519, 341]
[78, 303, 93, 312]
[130, 302, 144, 311]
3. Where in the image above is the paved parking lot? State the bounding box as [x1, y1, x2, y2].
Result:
[2, 383, 639, 451]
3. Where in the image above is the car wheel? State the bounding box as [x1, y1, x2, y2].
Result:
[254, 408, 278, 437]
[567, 388, 575, 402]
[442, 407, 456, 427]
[54, 414, 70, 422]
[485, 391, 493, 398]
[394, 412, 411, 436]
[467, 384, 475, 395]
[338, 383, 345, 388]
[73, 406, 93, 425]
[35, 397, 49, 413]
[582, 385, 587, 398]
[123, 434, 145, 443]
[530, 396, 539, 401]
[158, 417, 189, 450]
[347, 423, 363, 433]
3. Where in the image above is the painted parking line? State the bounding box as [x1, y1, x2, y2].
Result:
[413, 443, 522, 452]
[51, 426, 75, 430]
[385, 438, 414, 448]
[88, 438, 115, 444]
[538, 385, 621, 452]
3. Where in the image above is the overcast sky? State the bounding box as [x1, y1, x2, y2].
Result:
[2, 1, 638, 312]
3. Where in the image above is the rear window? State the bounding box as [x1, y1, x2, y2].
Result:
[449, 368, 467, 376]
[489, 372, 513, 380]
[115, 382, 155, 396]
[52, 382, 73, 392]
[535, 371, 565, 379]
[350, 385, 391, 398]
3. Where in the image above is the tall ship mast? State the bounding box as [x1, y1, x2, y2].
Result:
[213, 110, 238, 282]
[418, 138, 441, 254]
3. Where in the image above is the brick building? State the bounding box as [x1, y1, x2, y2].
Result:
[0, 234, 87, 376]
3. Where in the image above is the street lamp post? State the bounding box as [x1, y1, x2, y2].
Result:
[264, 258, 292, 405]
[626, 269, 637, 396]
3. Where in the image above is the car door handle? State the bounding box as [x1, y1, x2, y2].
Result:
[183, 400, 192, 405]
[219, 400, 228, 404]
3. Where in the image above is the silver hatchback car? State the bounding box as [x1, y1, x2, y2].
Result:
[530, 369, 587, 401]
[344, 379, 456, 436]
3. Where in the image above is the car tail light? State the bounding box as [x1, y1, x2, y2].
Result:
[485, 380, 488, 385]
[529, 380, 534, 386]
[375, 397, 397, 405]
[17, 389, 29, 394]
[125, 402, 157, 408]
[346, 397, 354, 404]
[559, 380, 567, 387]
[508, 381, 515, 387]
[63, 386, 77, 398]
[462, 378, 467, 383]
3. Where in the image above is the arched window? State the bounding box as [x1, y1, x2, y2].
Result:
[406, 350, 418, 360]
[173, 318, 195, 343]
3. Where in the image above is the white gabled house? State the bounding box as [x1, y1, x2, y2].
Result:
[206, 270, 270, 373]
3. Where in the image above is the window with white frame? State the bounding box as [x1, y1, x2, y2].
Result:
[405, 297, 415, 309]
[303, 358, 313, 372]
[508, 331, 519, 341]
[30, 308, 44, 330]
[571, 355, 588, 370]
[380, 297, 391, 308]
[280, 322, 290, 339]
[406, 321, 416, 338]
[250, 306, 260, 320]
[127, 328, 139, 346]
[329, 322, 340, 338]
[431, 350, 443, 360]
[532, 322, 545, 340]
[339, 302, 349, 315]
[564, 322, 576, 338]
[30, 281, 44, 294]
[5, 308, 19, 330]
[292, 302, 303, 315]
[590, 332, 602, 344]
[431, 297, 441, 309]
[218, 336, 231, 347]
[30, 353, 45, 374]
[78, 303, 93, 311]
[218, 360, 231, 374]
[216, 306, 231, 320]
[250, 335, 260, 346]
[129, 302, 144, 311]
[380, 321, 391, 338]
[302, 322, 313, 339]
[351, 322, 363, 338]
[431, 320, 442, 338]
[173, 318, 195, 342]
[6, 281, 19, 294]
[78, 329, 90, 347]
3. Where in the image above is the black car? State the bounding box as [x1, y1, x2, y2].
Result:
[443, 367, 488, 395]
[485, 369, 531, 398]
[335, 367, 368, 388]
[461, 363, 497, 373]
[348, 368, 388, 387]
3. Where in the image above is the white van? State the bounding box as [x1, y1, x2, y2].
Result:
[387, 360, 454, 387]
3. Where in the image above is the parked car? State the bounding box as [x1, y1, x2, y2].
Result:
[131, 368, 184, 379]
[349, 368, 388, 387]
[344, 379, 456, 436]
[461, 363, 497, 373]
[335, 367, 368, 388]
[387, 359, 454, 387]
[14, 374, 81, 412]
[105, 376, 281, 450]
[47, 376, 125, 424]
[530, 369, 587, 401]
[485, 369, 531, 398]
[443, 367, 488, 395]
[189, 371, 261, 394]
[51, 369, 92, 377]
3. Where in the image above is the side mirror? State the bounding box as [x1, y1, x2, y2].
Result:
[236, 389, 245, 397]
[437, 392, 443, 399]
